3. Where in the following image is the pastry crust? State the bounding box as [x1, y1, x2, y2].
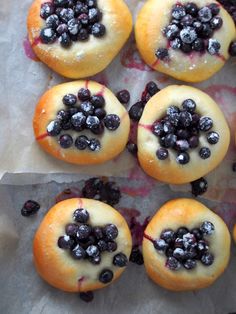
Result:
[143, 198, 231, 291]
[33, 80, 130, 165]
[135, 0, 236, 82]
[233, 224, 236, 244]
[33, 198, 132, 292]
[137, 85, 230, 184]
[27, 0, 132, 78]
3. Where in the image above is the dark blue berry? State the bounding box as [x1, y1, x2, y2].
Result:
[104, 114, 120, 131]
[86, 115, 100, 130]
[208, 3, 220, 16]
[152, 121, 164, 137]
[71, 244, 86, 259]
[183, 259, 196, 269]
[229, 41, 236, 56]
[155, 48, 169, 60]
[46, 14, 60, 29]
[79, 291, 94, 303]
[80, 101, 95, 116]
[57, 109, 70, 122]
[91, 95, 105, 108]
[172, 5, 186, 20]
[59, 8, 74, 23]
[199, 147, 211, 159]
[191, 177, 208, 196]
[58, 134, 73, 148]
[127, 141, 138, 156]
[146, 81, 159, 96]
[191, 228, 203, 240]
[156, 147, 169, 160]
[175, 139, 189, 151]
[78, 28, 89, 40]
[166, 257, 181, 270]
[199, 117, 213, 131]
[116, 90, 130, 104]
[200, 23, 213, 38]
[88, 8, 101, 23]
[56, 23, 68, 35]
[73, 208, 89, 223]
[99, 269, 113, 284]
[75, 135, 90, 150]
[210, 16, 223, 29]
[164, 134, 177, 148]
[78, 88, 91, 101]
[91, 23, 106, 37]
[160, 229, 176, 244]
[129, 246, 144, 265]
[185, 3, 198, 16]
[180, 26, 197, 44]
[153, 239, 168, 251]
[65, 223, 79, 237]
[198, 7, 212, 22]
[189, 135, 199, 148]
[103, 224, 118, 240]
[68, 18, 81, 35]
[179, 111, 192, 127]
[106, 241, 118, 252]
[47, 120, 61, 136]
[58, 235, 75, 249]
[180, 14, 194, 26]
[113, 253, 128, 267]
[176, 227, 189, 238]
[21, 200, 40, 217]
[86, 245, 100, 257]
[164, 24, 180, 40]
[176, 152, 190, 164]
[76, 224, 92, 240]
[192, 38, 205, 52]
[182, 99, 196, 113]
[208, 39, 221, 55]
[40, 2, 55, 19]
[200, 221, 215, 235]
[97, 239, 107, 252]
[71, 112, 86, 131]
[40, 27, 56, 44]
[93, 227, 103, 239]
[88, 138, 101, 151]
[201, 252, 214, 266]
[129, 102, 144, 121]
[63, 94, 77, 106]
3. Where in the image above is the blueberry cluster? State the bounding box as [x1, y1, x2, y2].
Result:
[40, 0, 106, 47]
[152, 99, 220, 165]
[46, 87, 120, 152]
[153, 221, 215, 271]
[82, 177, 121, 206]
[156, 2, 223, 60]
[58, 208, 128, 284]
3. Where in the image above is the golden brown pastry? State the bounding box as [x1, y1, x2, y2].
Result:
[27, 0, 132, 78]
[137, 85, 230, 184]
[33, 80, 130, 165]
[135, 0, 235, 82]
[143, 198, 231, 291]
[33, 198, 132, 292]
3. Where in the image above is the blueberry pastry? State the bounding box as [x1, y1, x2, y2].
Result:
[137, 85, 230, 184]
[27, 0, 132, 78]
[33, 198, 132, 292]
[33, 80, 130, 165]
[135, 0, 235, 82]
[143, 198, 230, 291]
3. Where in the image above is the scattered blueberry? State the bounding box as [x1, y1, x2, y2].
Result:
[79, 291, 94, 303]
[99, 269, 114, 284]
[21, 200, 40, 217]
[191, 177, 208, 196]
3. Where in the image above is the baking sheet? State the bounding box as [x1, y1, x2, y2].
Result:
[1, 179, 236, 314]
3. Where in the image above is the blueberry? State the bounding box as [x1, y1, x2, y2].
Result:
[106, 241, 118, 252]
[113, 253, 128, 267]
[74, 3, 88, 16]
[73, 208, 89, 223]
[181, 43, 193, 53]
[88, 8, 101, 23]
[207, 39, 221, 56]
[129, 102, 144, 121]
[79, 291, 94, 303]
[129, 246, 144, 265]
[152, 121, 164, 137]
[199, 117, 213, 131]
[21, 200, 40, 217]
[99, 181, 121, 205]
[155, 48, 169, 60]
[183, 233, 197, 248]
[180, 14, 194, 26]
[99, 269, 114, 284]
[68, 18, 80, 35]
[191, 177, 208, 196]
[175, 139, 189, 151]
[76, 224, 92, 240]
[146, 81, 159, 96]
[58, 134, 73, 148]
[82, 177, 102, 198]
[173, 248, 185, 261]
[153, 239, 168, 251]
[97, 240, 107, 252]
[165, 248, 174, 257]
[189, 135, 199, 148]
[191, 113, 200, 125]
[116, 90, 130, 104]
[170, 38, 182, 50]
[87, 0, 97, 8]
[156, 147, 169, 160]
[65, 223, 79, 237]
[168, 112, 179, 126]
[91, 95, 105, 108]
[78, 28, 89, 41]
[180, 26, 197, 44]
[193, 21, 203, 33]
[229, 41, 236, 56]
[163, 121, 175, 134]
[75, 135, 90, 150]
[176, 152, 190, 164]
[47, 120, 62, 136]
[40, 27, 56, 44]
[127, 141, 138, 156]
[176, 129, 189, 140]
[200, 221, 215, 235]
[199, 147, 211, 159]
[58, 235, 75, 249]
[91, 23, 106, 37]
[183, 259, 196, 270]
[71, 112, 86, 131]
[208, 3, 220, 16]
[201, 252, 214, 266]
[160, 229, 176, 244]
[59, 8, 74, 23]
[56, 23, 68, 35]
[63, 94, 77, 106]
[185, 2, 198, 16]
[199, 23, 213, 38]
[174, 237, 184, 249]
[54, 0, 69, 7]
[179, 111, 192, 127]
[61, 120, 72, 130]
[104, 114, 120, 131]
[78, 88, 91, 101]
[93, 227, 103, 239]
[71, 244, 86, 259]
[210, 16, 223, 29]
[172, 5, 186, 20]
[85, 115, 100, 130]
[88, 138, 101, 151]
[164, 134, 177, 148]
[57, 109, 70, 122]
[164, 24, 180, 40]
[166, 257, 181, 270]
[191, 228, 203, 240]
[46, 14, 60, 29]
[182, 99, 196, 113]
[197, 240, 209, 253]
[86, 245, 100, 257]
[176, 227, 189, 238]
[40, 2, 55, 19]
[192, 38, 205, 52]
[103, 224, 118, 240]
[78, 13, 89, 25]
[198, 7, 212, 22]
[89, 255, 101, 265]
[80, 101, 94, 116]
